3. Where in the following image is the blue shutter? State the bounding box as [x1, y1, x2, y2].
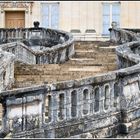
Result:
[112, 3, 120, 27]
[103, 4, 110, 35]
[41, 4, 49, 28]
[51, 4, 59, 29]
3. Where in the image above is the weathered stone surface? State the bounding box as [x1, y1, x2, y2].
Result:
[1, 24, 140, 138]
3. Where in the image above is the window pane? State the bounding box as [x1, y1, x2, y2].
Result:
[112, 4, 120, 15]
[51, 4, 59, 29]
[103, 24, 110, 35]
[112, 3, 120, 27]
[112, 15, 120, 23]
[103, 15, 110, 24]
[103, 4, 110, 15]
[41, 4, 49, 28]
[102, 3, 110, 35]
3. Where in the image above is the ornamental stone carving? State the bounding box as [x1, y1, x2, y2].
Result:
[0, 2, 33, 13]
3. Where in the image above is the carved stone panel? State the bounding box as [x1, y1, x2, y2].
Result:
[0, 2, 33, 13]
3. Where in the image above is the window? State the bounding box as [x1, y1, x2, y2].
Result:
[41, 3, 59, 29]
[102, 2, 120, 35]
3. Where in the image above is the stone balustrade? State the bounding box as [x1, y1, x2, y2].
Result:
[0, 25, 74, 64]
[0, 42, 36, 64]
[1, 25, 140, 138]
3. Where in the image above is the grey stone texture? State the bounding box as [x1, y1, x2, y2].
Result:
[1, 23, 140, 138]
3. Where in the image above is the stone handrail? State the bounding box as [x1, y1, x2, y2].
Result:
[0, 26, 74, 64]
[0, 42, 36, 64]
[1, 27, 140, 138]
[0, 48, 15, 92]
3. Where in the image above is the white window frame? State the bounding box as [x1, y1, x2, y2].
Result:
[41, 2, 59, 29]
[102, 2, 120, 35]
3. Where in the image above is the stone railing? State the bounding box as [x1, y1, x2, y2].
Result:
[1, 26, 140, 138]
[0, 48, 15, 92]
[34, 29, 74, 64]
[0, 42, 36, 64]
[0, 72, 121, 138]
[0, 23, 74, 64]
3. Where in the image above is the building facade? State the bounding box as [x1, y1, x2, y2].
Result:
[0, 1, 139, 37]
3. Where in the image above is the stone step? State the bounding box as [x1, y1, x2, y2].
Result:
[74, 49, 116, 55]
[14, 41, 118, 89]
[15, 67, 107, 76]
[73, 54, 117, 59]
[15, 61, 117, 75]
[74, 41, 111, 50]
[14, 70, 109, 88]
[74, 50, 116, 58]
[66, 57, 117, 65]
[74, 47, 116, 56]
[99, 46, 116, 52]
[74, 44, 98, 50]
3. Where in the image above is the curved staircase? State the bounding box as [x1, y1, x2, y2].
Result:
[13, 41, 117, 88]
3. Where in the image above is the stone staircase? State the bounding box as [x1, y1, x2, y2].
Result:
[13, 41, 118, 88]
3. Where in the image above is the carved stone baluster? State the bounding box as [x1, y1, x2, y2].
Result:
[25, 29, 27, 39]
[0, 30, 1, 39]
[90, 89, 94, 115]
[19, 29, 21, 39]
[100, 85, 104, 114]
[6, 29, 10, 40]
[11, 30, 13, 39]
[13, 29, 16, 40]
[65, 90, 71, 120]
[47, 94, 53, 123]
[51, 94, 59, 122]
[63, 94, 66, 120]
[15, 29, 18, 39]
[2, 30, 4, 40]
[27, 29, 29, 39]
[110, 82, 115, 109]
[3, 30, 5, 40]
[77, 88, 83, 118]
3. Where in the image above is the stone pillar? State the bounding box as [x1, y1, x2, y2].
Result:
[15, 30, 18, 39]
[65, 91, 71, 120]
[26, 29, 29, 39]
[99, 85, 104, 113]
[77, 89, 83, 118]
[48, 96, 53, 122]
[52, 94, 59, 122]
[0, 30, 2, 39]
[63, 94, 66, 120]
